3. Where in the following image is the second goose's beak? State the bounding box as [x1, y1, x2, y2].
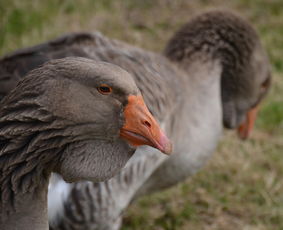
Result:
[120, 95, 172, 155]
[237, 105, 259, 140]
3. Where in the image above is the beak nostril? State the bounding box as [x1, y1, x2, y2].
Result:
[143, 120, 151, 128]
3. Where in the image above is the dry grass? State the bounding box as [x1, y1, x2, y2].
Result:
[1, 0, 283, 229]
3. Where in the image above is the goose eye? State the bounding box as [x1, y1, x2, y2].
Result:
[97, 84, 112, 95]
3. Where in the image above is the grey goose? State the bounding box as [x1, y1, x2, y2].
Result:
[0, 10, 271, 230]
[0, 57, 171, 230]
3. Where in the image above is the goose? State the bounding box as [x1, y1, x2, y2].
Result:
[0, 10, 271, 230]
[0, 57, 171, 230]
[137, 10, 271, 196]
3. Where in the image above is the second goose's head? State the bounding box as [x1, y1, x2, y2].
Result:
[165, 10, 271, 139]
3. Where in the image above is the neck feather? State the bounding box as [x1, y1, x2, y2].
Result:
[0, 124, 63, 230]
[0, 104, 88, 229]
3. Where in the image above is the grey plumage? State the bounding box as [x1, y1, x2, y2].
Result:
[0, 57, 159, 230]
[0, 10, 271, 230]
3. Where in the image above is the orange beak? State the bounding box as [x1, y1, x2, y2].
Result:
[120, 95, 172, 155]
[237, 105, 259, 140]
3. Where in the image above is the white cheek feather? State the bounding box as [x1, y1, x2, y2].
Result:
[48, 173, 72, 226]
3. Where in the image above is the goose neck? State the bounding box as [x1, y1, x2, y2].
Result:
[0, 169, 50, 230]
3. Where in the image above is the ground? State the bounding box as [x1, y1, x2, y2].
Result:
[1, 0, 283, 229]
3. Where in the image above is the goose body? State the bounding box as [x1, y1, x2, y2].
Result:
[0, 10, 271, 230]
[0, 58, 169, 230]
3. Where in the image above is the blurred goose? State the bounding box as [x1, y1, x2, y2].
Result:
[0, 57, 171, 230]
[0, 10, 271, 230]
[138, 10, 271, 196]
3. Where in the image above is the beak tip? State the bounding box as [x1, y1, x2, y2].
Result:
[157, 134, 173, 155]
[162, 142, 173, 155]
[237, 105, 259, 141]
[237, 121, 251, 140]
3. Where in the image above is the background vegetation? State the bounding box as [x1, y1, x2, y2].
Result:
[1, 0, 282, 229]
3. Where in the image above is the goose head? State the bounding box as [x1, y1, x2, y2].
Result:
[165, 10, 271, 139]
[0, 57, 171, 184]
[218, 20, 272, 139]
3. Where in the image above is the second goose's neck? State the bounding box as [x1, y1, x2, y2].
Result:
[149, 58, 223, 192]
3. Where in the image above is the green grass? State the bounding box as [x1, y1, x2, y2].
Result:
[1, 0, 283, 229]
